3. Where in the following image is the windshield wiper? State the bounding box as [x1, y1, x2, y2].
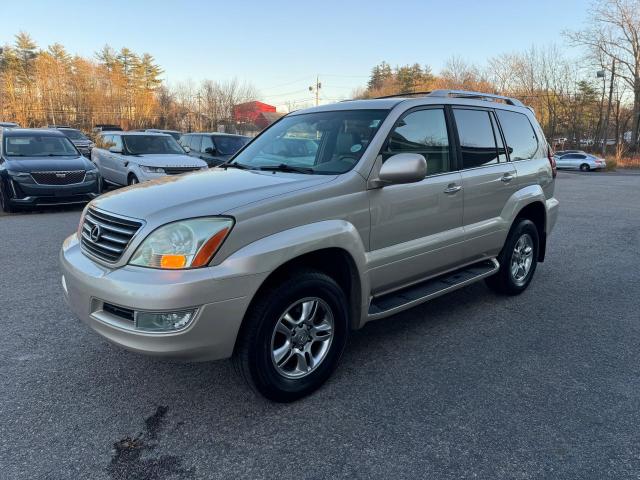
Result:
[223, 162, 252, 170]
[258, 163, 315, 174]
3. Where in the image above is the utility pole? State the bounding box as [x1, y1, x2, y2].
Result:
[602, 59, 616, 158]
[309, 76, 321, 106]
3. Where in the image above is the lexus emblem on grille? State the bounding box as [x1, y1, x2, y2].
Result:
[56, 173, 66, 178]
[90, 225, 102, 242]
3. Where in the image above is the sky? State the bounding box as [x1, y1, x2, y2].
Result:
[2, 0, 592, 110]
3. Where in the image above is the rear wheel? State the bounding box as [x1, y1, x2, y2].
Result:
[0, 179, 15, 213]
[580, 163, 590, 172]
[486, 219, 539, 295]
[234, 270, 349, 402]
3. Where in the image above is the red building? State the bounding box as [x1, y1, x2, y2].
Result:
[233, 101, 282, 129]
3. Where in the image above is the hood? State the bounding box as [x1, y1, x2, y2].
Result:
[5, 156, 93, 172]
[92, 168, 336, 222]
[129, 153, 205, 167]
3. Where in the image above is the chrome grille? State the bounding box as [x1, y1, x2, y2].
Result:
[164, 166, 202, 175]
[31, 170, 85, 185]
[80, 208, 143, 263]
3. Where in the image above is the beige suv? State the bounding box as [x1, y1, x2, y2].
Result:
[60, 90, 559, 402]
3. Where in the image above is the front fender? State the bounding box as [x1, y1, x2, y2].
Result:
[217, 220, 370, 326]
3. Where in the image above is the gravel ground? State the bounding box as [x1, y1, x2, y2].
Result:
[0, 171, 639, 480]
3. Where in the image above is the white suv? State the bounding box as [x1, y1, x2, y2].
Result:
[91, 132, 207, 186]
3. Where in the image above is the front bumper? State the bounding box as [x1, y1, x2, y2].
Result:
[9, 178, 100, 207]
[59, 234, 269, 361]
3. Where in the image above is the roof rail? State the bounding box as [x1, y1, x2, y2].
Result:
[374, 91, 434, 99]
[427, 90, 524, 106]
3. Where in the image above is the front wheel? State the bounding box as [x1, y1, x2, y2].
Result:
[127, 174, 139, 185]
[486, 219, 539, 295]
[234, 270, 349, 402]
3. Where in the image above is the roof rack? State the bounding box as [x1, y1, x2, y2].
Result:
[427, 90, 524, 106]
[374, 91, 434, 99]
[373, 89, 524, 106]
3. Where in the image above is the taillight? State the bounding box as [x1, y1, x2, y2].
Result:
[547, 148, 557, 178]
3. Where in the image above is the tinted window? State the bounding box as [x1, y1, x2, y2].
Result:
[122, 135, 184, 155]
[453, 109, 499, 168]
[201, 135, 214, 152]
[179, 135, 190, 148]
[59, 129, 88, 141]
[495, 110, 538, 160]
[4, 134, 78, 157]
[214, 136, 250, 155]
[191, 135, 202, 153]
[384, 108, 450, 175]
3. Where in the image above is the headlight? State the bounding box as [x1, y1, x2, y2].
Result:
[129, 217, 233, 269]
[139, 165, 165, 174]
[85, 168, 99, 178]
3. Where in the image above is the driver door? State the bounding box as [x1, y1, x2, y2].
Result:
[368, 107, 464, 295]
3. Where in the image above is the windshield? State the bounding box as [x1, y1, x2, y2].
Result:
[4, 135, 78, 157]
[215, 136, 250, 155]
[231, 109, 389, 174]
[59, 129, 88, 141]
[123, 135, 185, 155]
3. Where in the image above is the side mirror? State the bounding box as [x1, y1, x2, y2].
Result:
[204, 147, 216, 155]
[183, 146, 191, 153]
[378, 153, 427, 185]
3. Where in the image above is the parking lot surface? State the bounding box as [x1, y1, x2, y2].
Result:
[1, 171, 639, 480]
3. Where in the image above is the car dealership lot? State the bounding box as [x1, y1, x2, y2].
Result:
[1, 171, 639, 479]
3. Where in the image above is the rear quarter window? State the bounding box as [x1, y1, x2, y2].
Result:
[495, 110, 539, 160]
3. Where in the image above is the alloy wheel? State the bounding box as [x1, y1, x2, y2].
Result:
[510, 233, 534, 286]
[270, 297, 334, 379]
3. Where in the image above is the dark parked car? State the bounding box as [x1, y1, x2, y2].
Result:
[179, 132, 251, 167]
[50, 126, 95, 158]
[0, 129, 101, 213]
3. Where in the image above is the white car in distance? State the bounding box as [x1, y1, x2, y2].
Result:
[92, 132, 207, 187]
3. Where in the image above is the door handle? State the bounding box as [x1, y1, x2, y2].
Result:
[501, 173, 515, 183]
[443, 184, 462, 194]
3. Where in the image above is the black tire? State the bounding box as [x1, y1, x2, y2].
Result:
[233, 270, 349, 402]
[580, 163, 590, 172]
[485, 219, 539, 295]
[0, 179, 15, 213]
[127, 174, 139, 185]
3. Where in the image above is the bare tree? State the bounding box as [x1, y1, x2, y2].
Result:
[566, 0, 640, 149]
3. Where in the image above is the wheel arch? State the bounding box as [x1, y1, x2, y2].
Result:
[514, 200, 547, 261]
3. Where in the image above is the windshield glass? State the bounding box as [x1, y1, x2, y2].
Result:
[4, 135, 78, 157]
[215, 136, 250, 155]
[123, 135, 185, 155]
[231, 109, 389, 174]
[59, 129, 88, 141]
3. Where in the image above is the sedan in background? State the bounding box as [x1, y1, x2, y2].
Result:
[0, 129, 100, 213]
[180, 132, 251, 167]
[91, 132, 207, 186]
[51, 126, 95, 158]
[0, 121, 19, 128]
[555, 152, 607, 172]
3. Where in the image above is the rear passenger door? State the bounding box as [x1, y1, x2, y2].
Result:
[453, 108, 518, 263]
[368, 107, 464, 294]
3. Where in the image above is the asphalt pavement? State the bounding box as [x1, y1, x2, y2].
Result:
[1, 171, 639, 479]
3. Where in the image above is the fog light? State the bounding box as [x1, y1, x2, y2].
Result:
[134, 309, 196, 332]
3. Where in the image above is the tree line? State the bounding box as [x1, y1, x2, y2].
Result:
[0, 32, 257, 132]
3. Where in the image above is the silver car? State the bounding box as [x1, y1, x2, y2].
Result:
[555, 152, 606, 171]
[91, 132, 207, 187]
[61, 90, 559, 402]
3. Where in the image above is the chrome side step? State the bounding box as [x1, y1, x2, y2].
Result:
[367, 258, 499, 320]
